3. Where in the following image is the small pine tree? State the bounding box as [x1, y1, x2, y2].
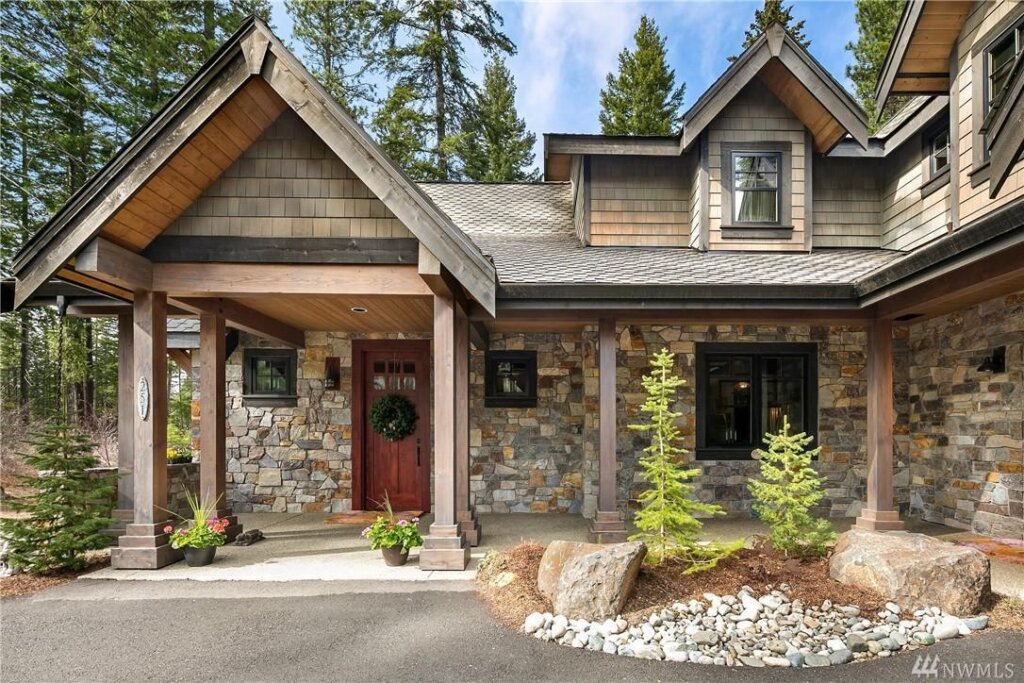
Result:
[747, 416, 836, 558]
[629, 348, 739, 572]
[0, 424, 115, 573]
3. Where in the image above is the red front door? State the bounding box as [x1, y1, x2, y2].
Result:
[353, 340, 430, 512]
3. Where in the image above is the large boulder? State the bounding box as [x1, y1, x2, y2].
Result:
[830, 528, 990, 615]
[551, 541, 647, 620]
[537, 540, 603, 602]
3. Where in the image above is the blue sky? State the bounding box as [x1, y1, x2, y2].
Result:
[268, 1, 861, 170]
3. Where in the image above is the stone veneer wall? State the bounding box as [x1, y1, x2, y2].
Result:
[89, 463, 199, 518]
[905, 293, 1023, 539]
[469, 333, 585, 513]
[585, 324, 888, 519]
[222, 331, 428, 514]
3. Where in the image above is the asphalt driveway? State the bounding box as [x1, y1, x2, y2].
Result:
[2, 580, 1022, 682]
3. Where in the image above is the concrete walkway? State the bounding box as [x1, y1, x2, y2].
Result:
[82, 513, 1024, 597]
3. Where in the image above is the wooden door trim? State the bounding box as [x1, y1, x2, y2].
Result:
[351, 339, 431, 511]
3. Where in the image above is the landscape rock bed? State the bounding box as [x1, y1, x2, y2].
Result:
[523, 587, 990, 667]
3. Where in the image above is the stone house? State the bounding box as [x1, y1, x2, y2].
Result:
[5, 3, 1022, 571]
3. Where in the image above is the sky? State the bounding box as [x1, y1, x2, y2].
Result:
[268, 1, 861, 171]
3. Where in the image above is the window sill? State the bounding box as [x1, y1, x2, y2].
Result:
[695, 448, 757, 461]
[921, 168, 950, 198]
[484, 396, 538, 409]
[721, 225, 794, 239]
[243, 394, 298, 408]
[970, 161, 991, 188]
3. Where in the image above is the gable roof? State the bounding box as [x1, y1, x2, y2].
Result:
[679, 23, 868, 154]
[874, 0, 973, 114]
[11, 17, 497, 314]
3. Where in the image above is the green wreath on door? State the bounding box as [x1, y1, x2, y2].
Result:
[369, 394, 418, 441]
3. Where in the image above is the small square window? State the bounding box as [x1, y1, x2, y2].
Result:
[732, 152, 781, 224]
[244, 348, 297, 406]
[485, 351, 537, 408]
[930, 130, 950, 175]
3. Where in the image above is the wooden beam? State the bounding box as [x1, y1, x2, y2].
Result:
[454, 303, 479, 545]
[57, 268, 133, 302]
[143, 236, 419, 265]
[167, 349, 192, 374]
[152, 263, 431, 297]
[76, 237, 153, 292]
[469, 320, 489, 351]
[13, 54, 251, 309]
[419, 243, 484, 348]
[855, 317, 903, 531]
[116, 313, 134, 516]
[133, 290, 168, 526]
[174, 297, 305, 348]
[199, 313, 226, 509]
[590, 318, 627, 543]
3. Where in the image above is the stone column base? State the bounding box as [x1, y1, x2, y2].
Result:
[457, 509, 481, 547]
[855, 508, 905, 531]
[420, 523, 470, 570]
[215, 508, 243, 543]
[111, 522, 182, 569]
[104, 508, 133, 537]
[588, 510, 629, 544]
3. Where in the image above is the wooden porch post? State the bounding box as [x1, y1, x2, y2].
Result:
[111, 291, 180, 569]
[589, 318, 628, 542]
[454, 303, 480, 546]
[112, 312, 134, 529]
[856, 317, 904, 531]
[199, 312, 241, 541]
[420, 294, 470, 570]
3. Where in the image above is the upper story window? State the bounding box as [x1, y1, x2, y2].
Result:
[987, 21, 1023, 112]
[929, 129, 950, 175]
[732, 152, 781, 224]
[244, 348, 297, 406]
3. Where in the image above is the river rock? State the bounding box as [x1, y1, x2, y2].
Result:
[552, 541, 647, 620]
[537, 540, 604, 602]
[830, 528, 990, 615]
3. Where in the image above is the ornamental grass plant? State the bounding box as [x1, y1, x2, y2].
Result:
[164, 489, 228, 550]
[362, 492, 423, 551]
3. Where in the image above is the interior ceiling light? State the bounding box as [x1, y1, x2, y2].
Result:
[350, 306, 368, 314]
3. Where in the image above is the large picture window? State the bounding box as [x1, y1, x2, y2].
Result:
[732, 152, 781, 224]
[243, 348, 297, 406]
[696, 343, 817, 460]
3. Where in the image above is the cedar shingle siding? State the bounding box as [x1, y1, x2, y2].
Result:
[588, 155, 690, 247]
[813, 157, 882, 249]
[164, 109, 412, 240]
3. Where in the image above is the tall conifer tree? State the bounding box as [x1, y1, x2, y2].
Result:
[459, 56, 537, 181]
[599, 15, 685, 136]
[729, 0, 810, 62]
[846, 0, 908, 129]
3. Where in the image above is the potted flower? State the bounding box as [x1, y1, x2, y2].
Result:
[361, 493, 422, 566]
[164, 490, 228, 567]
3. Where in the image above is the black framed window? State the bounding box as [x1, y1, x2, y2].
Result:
[696, 343, 817, 460]
[929, 129, 950, 175]
[732, 152, 781, 224]
[987, 20, 1023, 113]
[484, 351, 537, 408]
[243, 348, 297, 406]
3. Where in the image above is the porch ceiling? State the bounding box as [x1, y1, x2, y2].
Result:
[233, 294, 433, 333]
[101, 79, 288, 252]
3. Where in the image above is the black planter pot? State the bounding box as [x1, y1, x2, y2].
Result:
[183, 546, 217, 567]
[381, 546, 409, 566]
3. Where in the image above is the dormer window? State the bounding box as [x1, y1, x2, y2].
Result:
[732, 152, 781, 224]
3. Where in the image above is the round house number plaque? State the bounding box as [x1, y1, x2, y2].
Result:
[137, 377, 150, 420]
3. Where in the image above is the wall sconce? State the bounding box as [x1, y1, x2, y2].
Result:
[977, 346, 1006, 373]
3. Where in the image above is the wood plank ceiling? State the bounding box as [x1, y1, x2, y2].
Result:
[891, 1, 973, 95]
[99, 78, 288, 252]
[235, 295, 433, 333]
[757, 59, 844, 153]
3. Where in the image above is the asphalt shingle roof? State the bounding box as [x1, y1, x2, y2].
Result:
[419, 182, 903, 289]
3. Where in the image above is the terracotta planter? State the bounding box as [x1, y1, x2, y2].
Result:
[381, 546, 409, 566]
[183, 546, 217, 567]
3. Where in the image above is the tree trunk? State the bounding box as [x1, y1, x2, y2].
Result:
[84, 317, 95, 420]
[18, 310, 30, 419]
[433, 12, 448, 179]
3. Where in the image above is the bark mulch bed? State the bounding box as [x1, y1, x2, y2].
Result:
[476, 541, 1024, 632]
[0, 553, 109, 599]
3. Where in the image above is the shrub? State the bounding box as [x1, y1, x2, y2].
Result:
[0, 423, 115, 573]
[629, 348, 740, 572]
[166, 423, 193, 464]
[747, 416, 836, 557]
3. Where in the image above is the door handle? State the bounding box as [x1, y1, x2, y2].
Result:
[417, 438, 421, 467]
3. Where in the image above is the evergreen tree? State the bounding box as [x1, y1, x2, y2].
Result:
[378, 0, 515, 179]
[372, 84, 438, 180]
[285, 0, 378, 120]
[729, 0, 810, 62]
[599, 15, 685, 136]
[629, 349, 739, 571]
[459, 56, 538, 181]
[747, 416, 836, 558]
[0, 424, 115, 572]
[846, 0, 909, 129]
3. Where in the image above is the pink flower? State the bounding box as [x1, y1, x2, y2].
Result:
[412, 517, 420, 523]
[398, 519, 409, 527]
[163, 525, 173, 533]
